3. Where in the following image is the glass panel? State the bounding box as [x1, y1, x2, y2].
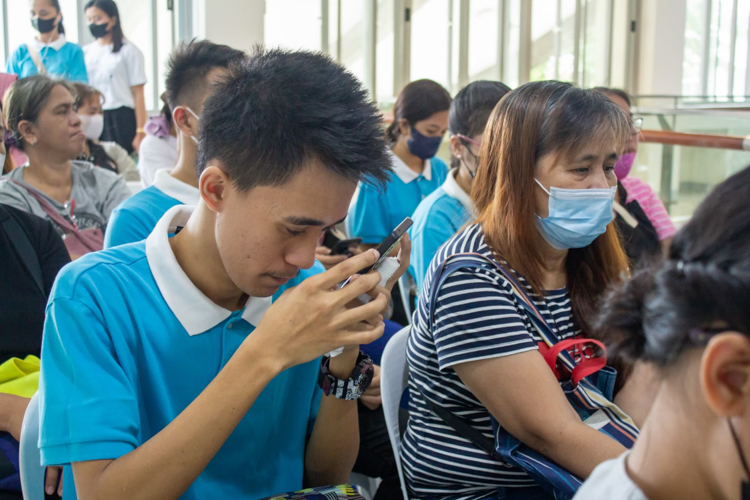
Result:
[558, 0, 577, 82]
[328, 0, 341, 61]
[683, 0, 707, 95]
[119, 0, 155, 111]
[733, 0, 750, 95]
[340, 0, 365, 84]
[582, 0, 612, 87]
[468, 0, 499, 82]
[530, 0, 558, 81]
[707, 0, 736, 96]
[156, 0, 175, 107]
[376, 0, 395, 103]
[265, 0, 323, 52]
[410, 0, 450, 89]
[7, 1, 38, 64]
[503, 0, 521, 87]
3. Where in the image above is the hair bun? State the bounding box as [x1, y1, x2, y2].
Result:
[596, 266, 656, 362]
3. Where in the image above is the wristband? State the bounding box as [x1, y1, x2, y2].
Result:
[318, 351, 374, 400]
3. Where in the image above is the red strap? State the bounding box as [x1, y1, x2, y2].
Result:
[541, 338, 607, 385]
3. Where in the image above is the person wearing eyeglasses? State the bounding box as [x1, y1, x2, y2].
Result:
[595, 88, 676, 265]
[408, 81, 511, 293]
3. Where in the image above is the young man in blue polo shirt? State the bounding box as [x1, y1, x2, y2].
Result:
[39, 49, 409, 500]
[104, 40, 246, 248]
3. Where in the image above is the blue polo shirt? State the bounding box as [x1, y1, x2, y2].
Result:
[409, 169, 474, 293]
[105, 169, 199, 247]
[6, 36, 88, 82]
[39, 205, 325, 500]
[349, 151, 448, 244]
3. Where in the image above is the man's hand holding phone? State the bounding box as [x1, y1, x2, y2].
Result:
[247, 249, 389, 376]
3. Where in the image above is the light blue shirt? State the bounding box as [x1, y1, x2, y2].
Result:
[6, 36, 88, 82]
[105, 169, 199, 248]
[409, 169, 474, 293]
[349, 151, 448, 244]
[40, 205, 325, 500]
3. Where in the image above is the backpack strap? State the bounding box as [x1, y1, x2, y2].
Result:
[0, 205, 44, 294]
[25, 44, 47, 76]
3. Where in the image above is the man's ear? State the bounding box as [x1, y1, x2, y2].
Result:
[172, 107, 196, 138]
[701, 332, 750, 418]
[199, 163, 231, 213]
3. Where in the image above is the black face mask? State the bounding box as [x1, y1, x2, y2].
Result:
[31, 17, 56, 34]
[729, 419, 750, 500]
[89, 22, 110, 39]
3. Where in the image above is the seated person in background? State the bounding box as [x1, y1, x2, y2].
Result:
[409, 80, 511, 293]
[402, 82, 637, 500]
[39, 48, 409, 500]
[575, 165, 750, 500]
[105, 40, 245, 248]
[138, 95, 178, 187]
[0, 76, 130, 256]
[349, 79, 451, 247]
[72, 82, 140, 182]
[0, 203, 69, 499]
[594, 87, 676, 263]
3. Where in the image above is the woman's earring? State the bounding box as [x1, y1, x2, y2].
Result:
[456, 154, 462, 159]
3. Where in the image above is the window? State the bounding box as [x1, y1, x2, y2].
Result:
[265, 0, 322, 52]
[468, 0, 500, 82]
[376, 0, 395, 102]
[410, 0, 450, 89]
[682, 0, 750, 97]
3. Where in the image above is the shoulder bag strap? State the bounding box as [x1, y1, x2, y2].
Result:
[8, 179, 77, 233]
[25, 44, 47, 75]
[0, 205, 44, 293]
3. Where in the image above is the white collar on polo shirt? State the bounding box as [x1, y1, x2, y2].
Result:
[389, 149, 432, 183]
[442, 168, 474, 213]
[153, 169, 201, 206]
[31, 34, 66, 52]
[146, 205, 273, 336]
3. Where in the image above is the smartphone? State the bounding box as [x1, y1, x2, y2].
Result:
[358, 217, 413, 275]
[332, 237, 363, 255]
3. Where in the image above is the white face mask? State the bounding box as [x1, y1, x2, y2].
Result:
[78, 114, 104, 141]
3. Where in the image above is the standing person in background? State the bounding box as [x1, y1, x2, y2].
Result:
[594, 88, 676, 263]
[72, 82, 139, 181]
[105, 40, 245, 248]
[349, 79, 451, 246]
[83, 0, 147, 154]
[409, 80, 511, 293]
[138, 95, 178, 187]
[6, 0, 88, 82]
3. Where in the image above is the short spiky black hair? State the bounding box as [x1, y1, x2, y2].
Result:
[165, 39, 246, 110]
[197, 48, 391, 191]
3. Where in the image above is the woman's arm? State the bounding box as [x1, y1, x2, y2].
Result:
[131, 84, 147, 153]
[453, 350, 627, 479]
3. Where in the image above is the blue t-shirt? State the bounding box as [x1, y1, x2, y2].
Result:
[409, 170, 473, 293]
[7, 37, 88, 82]
[349, 151, 448, 244]
[40, 205, 325, 500]
[105, 169, 199, 248]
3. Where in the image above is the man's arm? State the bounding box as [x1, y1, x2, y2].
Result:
[69, 250, 389, 500]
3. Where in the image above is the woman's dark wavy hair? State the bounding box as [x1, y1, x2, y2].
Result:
[598, 165, 750, 368]
[84, 0, 124, 53]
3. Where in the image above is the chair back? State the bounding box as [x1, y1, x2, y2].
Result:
[20, 392, 45, 500]
[380, 326, 411, 499]
[397, 274, 415, 325]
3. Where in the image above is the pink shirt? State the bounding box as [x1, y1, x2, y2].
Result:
[620, 177, 677, 241]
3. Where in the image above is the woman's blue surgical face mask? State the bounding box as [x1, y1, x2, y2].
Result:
[535, 178, 616, 250]
[407, 126, 443, 160]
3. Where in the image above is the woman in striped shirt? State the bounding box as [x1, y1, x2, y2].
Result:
[402, 82, 637, 500]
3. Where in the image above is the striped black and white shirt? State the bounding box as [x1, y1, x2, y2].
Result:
[402, 224, 581, 500]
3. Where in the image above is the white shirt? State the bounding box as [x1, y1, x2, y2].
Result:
[83, 41, 147, 110]
[573, 453, 648, 500]
[388, 150, 432, 183]
[137, 134, 178, 187]
[442, 168, 474, 213]
[152, 168, 200, 206]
